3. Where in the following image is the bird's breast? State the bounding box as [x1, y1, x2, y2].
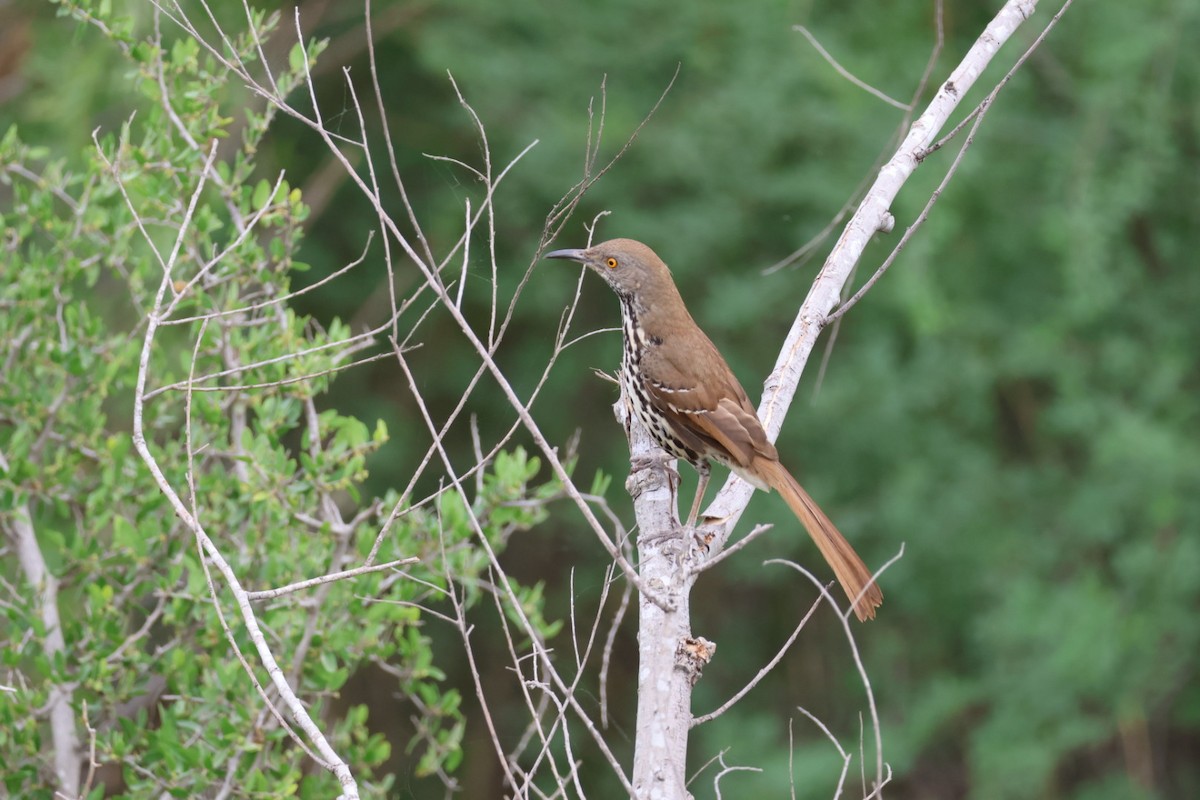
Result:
[618, 298, 648, 364]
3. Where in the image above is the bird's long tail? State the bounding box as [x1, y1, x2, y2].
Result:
[757, 459, 883, 621]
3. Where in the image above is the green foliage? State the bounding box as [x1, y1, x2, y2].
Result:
[0, 2, 559, 796]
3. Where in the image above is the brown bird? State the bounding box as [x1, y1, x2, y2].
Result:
[547, 238, 882, 621]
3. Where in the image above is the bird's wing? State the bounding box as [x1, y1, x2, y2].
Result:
[644, 378, 777, 470]
[639, 327, 779, 466]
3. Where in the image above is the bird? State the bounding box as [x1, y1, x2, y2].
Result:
[546, 238, 882, 621]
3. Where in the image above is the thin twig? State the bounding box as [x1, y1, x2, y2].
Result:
[245, 557, 419, 600]
[392, 344, 639, 795]
[795, 705, 853, 800]
[794, 26, 909, 110]
[110, 126, 361, 796]
[766, 545, 906, 799]
[690, 593, 822, 727]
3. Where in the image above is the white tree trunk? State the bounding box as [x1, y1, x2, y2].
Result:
[626, 416, 715, 799]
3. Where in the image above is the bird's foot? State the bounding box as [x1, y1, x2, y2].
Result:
[629, 452, 680, 491]
[637, 528, 684, 548]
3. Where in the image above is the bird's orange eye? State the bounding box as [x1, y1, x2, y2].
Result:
[605, 257, 618, 269]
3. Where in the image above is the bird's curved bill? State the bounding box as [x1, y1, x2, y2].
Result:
[544, 248, 588, 263]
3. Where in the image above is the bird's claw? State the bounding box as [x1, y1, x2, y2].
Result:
[629, 452, 680, 491]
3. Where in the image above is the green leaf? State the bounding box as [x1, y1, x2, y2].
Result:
[252, 178, 271, 209]
[112, 515, 140, 554]
[287, 42, 307, 73]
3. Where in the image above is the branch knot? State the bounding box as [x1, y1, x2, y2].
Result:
[676, 637, 716, 687]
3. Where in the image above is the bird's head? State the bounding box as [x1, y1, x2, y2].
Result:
[545, 238, 672, 298]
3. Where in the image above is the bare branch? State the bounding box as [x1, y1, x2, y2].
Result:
[826, 0, 1074, 325]
[4, 504, 80, 796]
[704, 0, 1047, 546]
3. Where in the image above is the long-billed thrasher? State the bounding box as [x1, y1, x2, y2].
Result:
[546, 238, 882, 621]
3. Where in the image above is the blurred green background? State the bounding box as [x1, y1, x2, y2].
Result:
[4, 0, 1198, 797]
